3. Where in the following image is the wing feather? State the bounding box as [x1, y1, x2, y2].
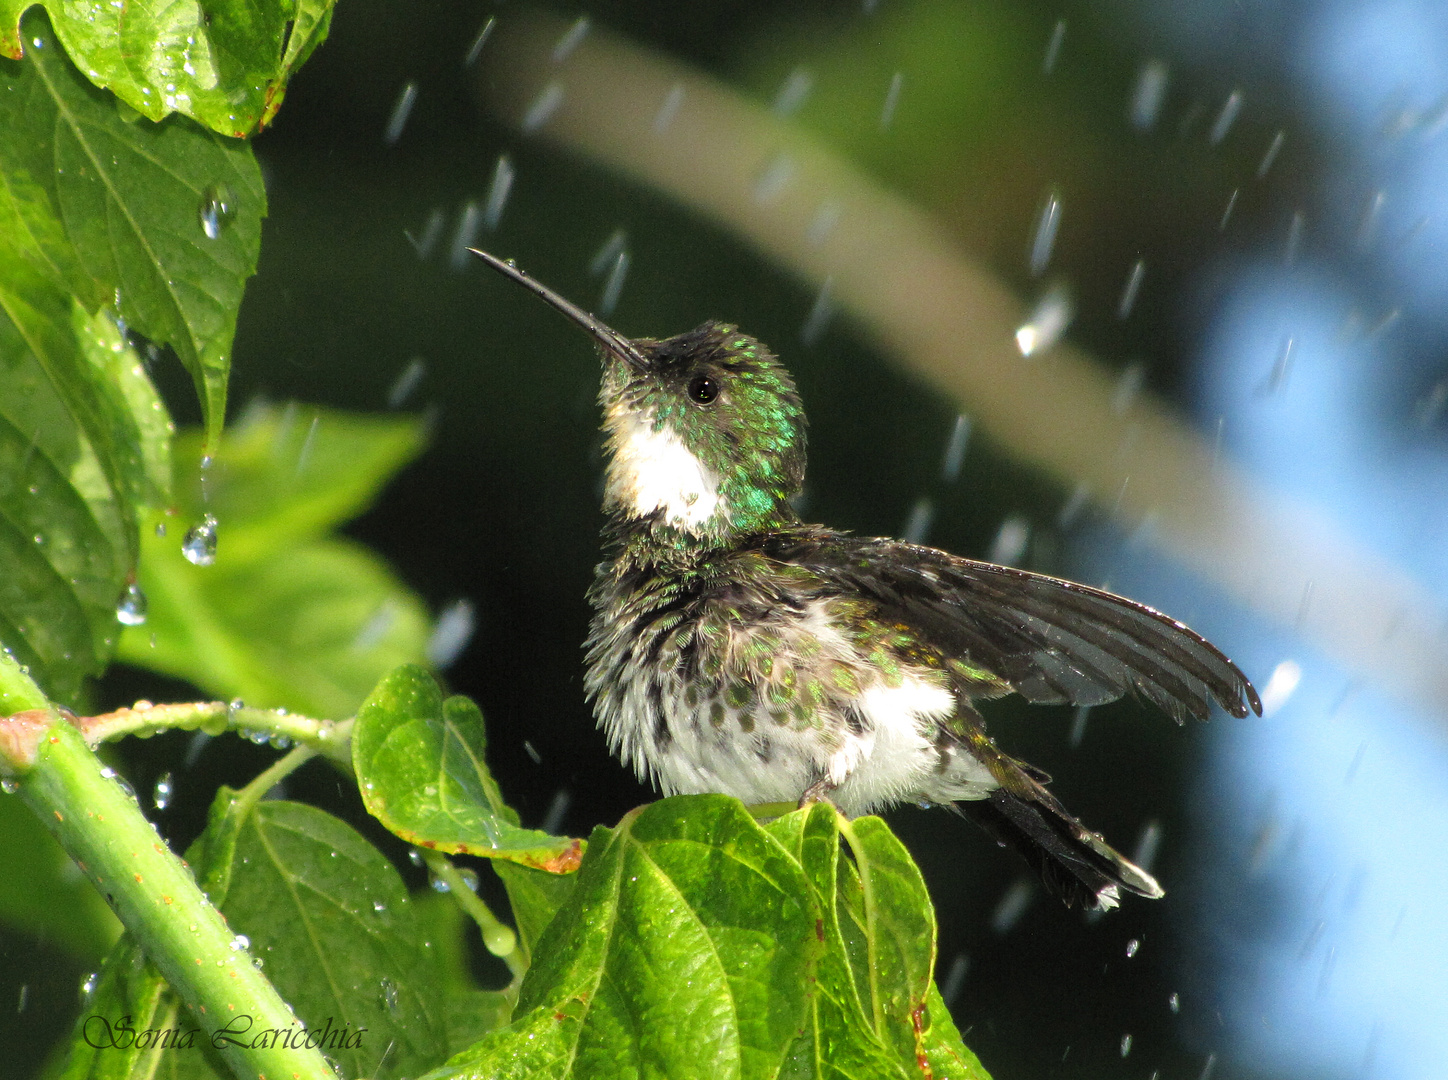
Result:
[759, 531, 1260, 722]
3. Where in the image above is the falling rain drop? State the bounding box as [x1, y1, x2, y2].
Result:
[541, 788, 572, 834]
[116, 582, 148, 626]
[1015, 284, 1073, 356]
[653, 83, 685, 134]
[1284, 210, 1305, 264]
[1028, 189, 1062, 276]
[17, 983, 27, 1012]
[386, 358, 427, 409]
[197, 183, 236, 240]
[79, 972, 98, 1002]
[901, 497, 934, 545]
[990, 879, 1034, 935]
[598, 249, 630, 317]
[1112, 362, 1146, 415]
[879, 72, 903, 129]
[448, 200, 482, 271]
[1218, 188, 1240, 232]
[1120, 1033, 1133, 1058]
[1260, 659, 1302, 717]
[551, 16, 590, 63]
[182, 514, 219, 565]
[1257, 129, 1285, 177]
[989, 516, 1030, 566]
[939, 415, 971, 483]
[1042, 19, 1066, 74]
[772, 67, 813, 117]
[1057, 483, 1089, 528]
[521, 82, 565, 132]
[482, 154, 515, 230]
[523, 740, 542, 764]
[800, 276, 834, 346]
[406, 208, 445, 260]
[589, 229, 628, 276]
[1169, 991, 1181, 1013]
[1129, 59, 1169, 131]
[383, 81, 418, 146]
[939, 953, 970, 1007]
[463, 17, 494, 66]
[1117, 258, 1146, 319]
[427, 599, 476, 668]
[1208, 89, 1243, 144]
[1125, 938, 1141, 958]
[153, 771, 174, 810]
[753, 153, 795, 204]
[806, 201, 843, 247]
[1068, 704, 1091, 747]
[1133, 819, 1163, 873]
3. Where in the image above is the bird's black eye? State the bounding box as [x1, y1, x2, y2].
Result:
[688, 374, 719, 405]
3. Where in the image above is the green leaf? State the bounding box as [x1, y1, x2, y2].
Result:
[115, 404, 432, 718]
[432, 797, 817, 1080]
[493, 859, 579, 960]
[410, 891, 513, 1054]
[354, 665, 584, 872]
[221, 801, 450, 1080]
[0, 9, 265, 447]
[0, 787, 121, 960]
[0, 1, 336, 138]
[47, 936, 230, 1080]
[0, 312, 129, 702]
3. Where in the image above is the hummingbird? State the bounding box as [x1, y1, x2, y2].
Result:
[472, 249, 1261, 911]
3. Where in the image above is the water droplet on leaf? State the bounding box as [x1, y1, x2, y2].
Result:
[182, 514, 218, 565]
[117, 582, 148, 625]
[197, 184, 236, 239]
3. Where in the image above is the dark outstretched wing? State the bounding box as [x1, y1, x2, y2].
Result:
[760, 531, 1260, 723]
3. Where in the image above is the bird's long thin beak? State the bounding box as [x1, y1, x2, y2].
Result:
[470, 248, 650, 372]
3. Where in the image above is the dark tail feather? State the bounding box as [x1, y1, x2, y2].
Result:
[955, 789, 1163, 911]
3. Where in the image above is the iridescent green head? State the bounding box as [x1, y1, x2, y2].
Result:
[473, 250, 807, 543]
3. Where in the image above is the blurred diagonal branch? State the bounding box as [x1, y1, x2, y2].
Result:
[477, 12, 1448, 717]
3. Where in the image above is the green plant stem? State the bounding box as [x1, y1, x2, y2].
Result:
[81, 700, 352, 765]
[232, 743, 322, 818]
[419, 849, 525, 986]
[12, 716, 337, 1080]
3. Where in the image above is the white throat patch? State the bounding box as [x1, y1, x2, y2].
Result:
[605, 411, 722, 530]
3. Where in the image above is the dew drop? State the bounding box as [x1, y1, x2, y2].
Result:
[182, 514, 218, 565]
[152, 771, 174, 810]
[1, 778, 19, 795]
[116, 582, 148, 625]
[229, 934, 250, 951]
[197, 183, 236, 239]
[430, 876, 452, 893]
